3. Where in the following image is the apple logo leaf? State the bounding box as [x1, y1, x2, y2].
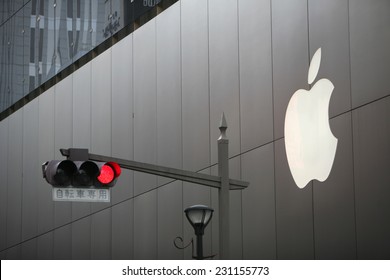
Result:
[308, 48, 321, 85]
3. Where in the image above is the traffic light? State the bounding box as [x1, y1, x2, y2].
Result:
[42, 160, 121, 188]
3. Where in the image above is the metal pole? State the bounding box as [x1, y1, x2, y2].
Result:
[196, 234, 203, 260]
[218, 113, 229, 260]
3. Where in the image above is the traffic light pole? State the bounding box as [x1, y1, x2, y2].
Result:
[217, 113, 230, 260]
[59, 114, 248, 259]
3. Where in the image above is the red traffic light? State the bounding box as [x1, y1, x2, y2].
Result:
[98, 164, 115, 184]
[97, 162, 121, 186]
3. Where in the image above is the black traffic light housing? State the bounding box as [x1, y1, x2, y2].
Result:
[42, 149, 121, 188]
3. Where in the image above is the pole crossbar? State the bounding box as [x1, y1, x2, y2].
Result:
[60, 148, 249, 190]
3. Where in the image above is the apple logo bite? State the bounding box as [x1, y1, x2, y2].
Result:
[284, 48, 338, 189]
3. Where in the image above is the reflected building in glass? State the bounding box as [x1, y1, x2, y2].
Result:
[0, 0, 162, 112]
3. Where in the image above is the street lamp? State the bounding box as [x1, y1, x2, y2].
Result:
[185, 205, 214, 260]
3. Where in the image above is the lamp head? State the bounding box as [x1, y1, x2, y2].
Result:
[184, 205, 214, 236]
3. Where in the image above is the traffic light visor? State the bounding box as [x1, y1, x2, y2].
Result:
[43, 160, 77, 187]
[73, 161, 99, 186]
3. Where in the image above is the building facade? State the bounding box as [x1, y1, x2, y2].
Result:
[0, 0, 389, 259]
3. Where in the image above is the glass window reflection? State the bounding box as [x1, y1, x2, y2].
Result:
[1, 0, 164, 113]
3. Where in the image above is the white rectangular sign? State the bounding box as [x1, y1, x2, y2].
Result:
[52, 187, 110, 203]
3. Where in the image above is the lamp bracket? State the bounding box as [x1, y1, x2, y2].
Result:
[173, 236, 193, 250]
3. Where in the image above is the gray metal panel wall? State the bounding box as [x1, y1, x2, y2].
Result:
[6, 110, 23, 249]
[112, 199, 133, 259]
[157, 181, 183, 259]
[308, 0, 351, 117]
[21, 238, 37, 260]
[91, 49, 112, 213]
[111, 34, 134, 204]
[272, 0, 309, 139]
[134, 189, 157, 259]
[313, 113, 356, 259]
[156, 3, 182, 186]
[53, 225, 72, 259]
[71, 217, 91, 260]
[37, 232, 53, 259]
[180, 0, 212, 260]
[21, 98, 39, 251]
[275, 139, 314, 259]
[72, 61, 92, 150]
[238, 0, 273, 152]
[209, 0, 240, 163]
[0, 251, 5, 259]
[227, 157, 243, 259]
[5, 244, 21, 259]
[91, 208, 112, 259]
[353, 96, 390, 259]
[181, 0, 210, 172]
[72, 62, 92, 220]
[54, 77, 73, 227]
[349, 0, 390, 108]
[133, 18, 157, 196]
[91, 49, 112, 157]
[210, 174, 219, 258]
[37, 88, 55, 236]
[241, 143, 276, 259]
[0, 118, 8, 251]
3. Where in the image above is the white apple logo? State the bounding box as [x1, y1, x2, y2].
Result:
[284, 48, 338, 189]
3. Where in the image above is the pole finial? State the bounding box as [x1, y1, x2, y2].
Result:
[218, 113, 228, 140]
